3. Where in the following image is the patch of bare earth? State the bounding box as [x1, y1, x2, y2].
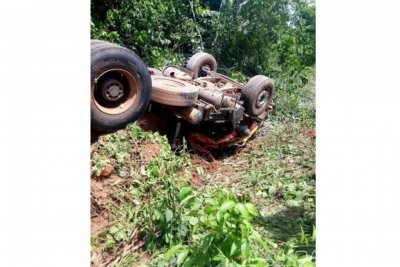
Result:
[90, 143, 163, 235]
[303, 129, 316, 139]
[189, 145, 250, 190]
[91, 175, 120, 236]
[140, 143, 163, 162]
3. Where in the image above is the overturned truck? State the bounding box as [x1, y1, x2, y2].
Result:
[91, 40, 275, 152]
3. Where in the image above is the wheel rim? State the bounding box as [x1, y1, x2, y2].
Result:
[199, 64, 211, 77]
[256, 90, 269, 108]
[93, 69, 138, 115]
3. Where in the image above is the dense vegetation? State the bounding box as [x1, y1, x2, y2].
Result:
[91, 0, 315, 88]
[91, 0, 315, 266]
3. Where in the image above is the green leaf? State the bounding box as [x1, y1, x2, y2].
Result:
[241, 239, 251, 258]
[114, 229, 127, 241]
[230, 241, 238, 256]
[205, 205, 219, 214]
[165, 244, 182, 260]
[212, 253, 226, 263]
[219, 200, 235, 213]
[216, 211, 222, 222]
[189, 217, 198, 225]
[154, 209, 162, 220]
[178, 224, 188, 237]
[244, 203, 258, 216]
[180, 195, 195, 206]
[201, 234, 213, 251]
[196, 166, 204, 175]
[179, 187, 193, 200]
[302, 262, 316, 267]
[115, 151, 128, 163]
[268, 185, 277, 195]
[298, 254, 314, 263]
[182, 257, 195, 267]
[235, 203, 250, 219]
[312, 225, 316, 241]
[251, 230, 277, 249]
[165, 209, 173, 222]
[286, 199, 301, 207]
[177, 248, 189, 266]
[109, 226, 119, 234]
[244, 258, 267, 266]
[104, 234, 115, 249]
[250, 231, 268, 251]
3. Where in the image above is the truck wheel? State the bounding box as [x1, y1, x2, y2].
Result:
[91, 39, 108, 45]
[241, 75, 275, 117]
[151, 76, 198, 106]
[186, 52, 217, 78]
[91, 40, 152, 132]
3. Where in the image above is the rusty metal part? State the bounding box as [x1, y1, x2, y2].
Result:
[193, 76, 217, 83]
[163, 65, 194, 79]
[188, 131, 238, 149]
[240, 121, 258, 144]
[188, 119, 259, 151]
[202, 68, 245, 90]
[193, 79, 217, 90]
[197, 89, 224, 108]
[193, 78, 239, 93]
[163, 66, 192, 81]
[219, 82, 238, 92]
[93, 68, 138, 115]
[196, 88, 238, 109]
[230, 104, 245, 127]
[251, 102, 275, 123]
[101, 78, 124, 102]
[173, 107, 203, 125]
[256, 90, 269, 108]
[171, 121, 183, 149]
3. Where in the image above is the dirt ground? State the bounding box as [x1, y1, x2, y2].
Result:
[91, 175, 120, 235]
[90, 118, 316, 266]
[90, 134, 246, 236]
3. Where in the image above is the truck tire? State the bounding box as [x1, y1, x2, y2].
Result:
[91, 40, 152, 132]
[241, 75, 275, 117]
[186, 52, 217, 78]
[91, 39, 120, 49]
[151, 76, 198, 106]
[91, 39, 108, 45]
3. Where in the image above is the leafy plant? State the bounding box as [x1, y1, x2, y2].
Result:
[91, 154, 111, 176]
[271, 226, 316, 267]
[158, 188, 275, 266]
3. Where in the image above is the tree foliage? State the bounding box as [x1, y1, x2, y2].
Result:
[91, 0, 314, 68]
[91, 0, 315, 100]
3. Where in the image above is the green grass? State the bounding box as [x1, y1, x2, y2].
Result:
[91, 67, 315, 266]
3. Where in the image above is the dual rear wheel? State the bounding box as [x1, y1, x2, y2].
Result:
[91, 40, 152, 132]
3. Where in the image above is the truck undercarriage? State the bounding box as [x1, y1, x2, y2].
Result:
[91, 40, 276, 157]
